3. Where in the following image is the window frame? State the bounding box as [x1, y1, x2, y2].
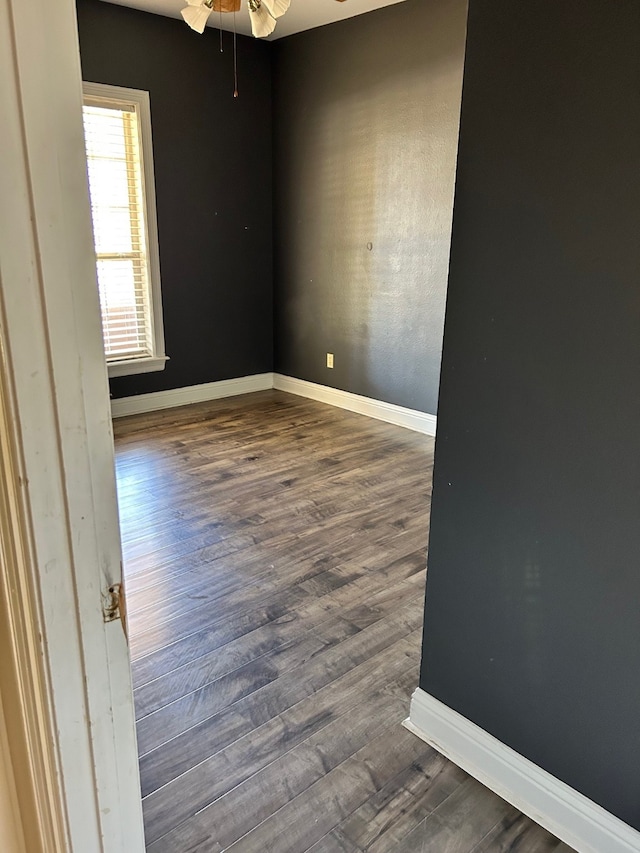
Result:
[82, 81, 167, 378]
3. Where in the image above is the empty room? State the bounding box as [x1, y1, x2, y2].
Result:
[0, 1, 639, 852]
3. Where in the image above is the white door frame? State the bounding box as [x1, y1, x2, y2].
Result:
[0, 0, 145, 849]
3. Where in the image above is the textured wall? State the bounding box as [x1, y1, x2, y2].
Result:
[421, 0, 640, 831]
[272, 0, 467, 414]
[76, 0, 273, 399]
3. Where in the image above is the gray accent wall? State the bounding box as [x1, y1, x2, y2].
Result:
[272, 0, 467, 414]
[421, 0, 640, 832]
[76, 0, 273, 399]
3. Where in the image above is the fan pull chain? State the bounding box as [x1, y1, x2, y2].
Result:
[219, 7, 223, 51]
[233, 10, 238, 98]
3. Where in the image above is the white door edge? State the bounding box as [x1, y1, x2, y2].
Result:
[0, 0, 145, 849]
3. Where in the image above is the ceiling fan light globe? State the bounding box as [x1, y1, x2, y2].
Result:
[248, 2, 277, 38]
[181, 3, 213, 32]
[261, 0, 290, 19]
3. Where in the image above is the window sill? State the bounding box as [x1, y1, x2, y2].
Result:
[107, 356, 168, 379]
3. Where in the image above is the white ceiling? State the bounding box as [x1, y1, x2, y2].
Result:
[100, 0, 409, 40]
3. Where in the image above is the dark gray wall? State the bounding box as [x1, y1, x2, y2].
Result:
[76, 0, 273, 399]
[272, 0, 467, 414]
[421, 0, 640, 831]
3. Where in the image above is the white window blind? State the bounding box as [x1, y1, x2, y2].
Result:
[82, 83, 166, 377]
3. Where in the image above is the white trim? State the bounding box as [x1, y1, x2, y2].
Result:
[273, 374, 437, 435]
[111, 373, 437, 431]
[111, 373, 274, 418]
[405, 689, 640, 853]
[108, 355, 168, 378]
[0, 697, 27, 853]
[0, 352, 69, 851]
[83, 81, 167, 378]
[2, 0, 145, 849]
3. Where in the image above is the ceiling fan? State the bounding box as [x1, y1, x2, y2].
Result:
[181, 0, 349, 39]
[180, 0, 349, 96]
[181, 0, 286, 38]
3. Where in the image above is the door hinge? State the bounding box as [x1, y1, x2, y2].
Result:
[102, 581, 128, 642]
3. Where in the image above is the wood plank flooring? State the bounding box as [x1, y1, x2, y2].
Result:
[113, 391, 571, 852]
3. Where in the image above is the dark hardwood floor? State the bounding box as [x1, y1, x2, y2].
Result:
[113, 391, 572, 853]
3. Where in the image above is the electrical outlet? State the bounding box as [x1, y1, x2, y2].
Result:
[326, 353, 334, 369]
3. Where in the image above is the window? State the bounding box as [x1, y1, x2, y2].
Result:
[82, 82, 166, 377]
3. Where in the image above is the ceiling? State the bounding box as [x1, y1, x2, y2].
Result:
[100, 0, 409, 39]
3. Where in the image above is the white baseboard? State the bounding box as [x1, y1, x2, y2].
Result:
[405, 688, 640, 853]
[110, 371, 438, 434]
[110, 373, 274, 418]
[273, 374, 437, 436]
